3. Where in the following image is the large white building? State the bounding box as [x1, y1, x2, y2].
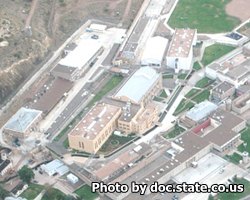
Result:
[52, 37, 103, 81]
[141, 36, 168, 67]
[114, 67, 162, 105]
[166, 29, 197, 72]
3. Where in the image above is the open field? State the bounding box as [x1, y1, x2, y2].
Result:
[225, 152, 243, 164]
[216, 178, 250, 200]
[173, 99, 194, 116]
[195, 77, 214, 88]
[185, 88, 201, 98]
[21, 184, 44, 200]
[193, 62, 201, 71]
[168, 0, 240, 33]
[98, 133, 136, 154]
[201, 44, 235, 66]
[163, 124, 185, 139]
[238, 126, 250, 154]
[191, 89, 210, 103]
[74, 185, 98, 200]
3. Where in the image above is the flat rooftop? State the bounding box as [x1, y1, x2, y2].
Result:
[112, 110, 244, 187]
[167, 29, 196, 58]
[68, 103, 121, 140]
[212, 81, 235, 94]
[4, 107, 42, 133]
[114, 67, 160, 104]
[59, 37, 102, 69]
[31, 78, 73, 114]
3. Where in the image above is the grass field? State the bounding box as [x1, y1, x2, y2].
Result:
[42, 188, 66, 200]
[164, 124, 185, 139]
[192, 89, 210, 103]
[216, 178, 250, 200]
[185, 88, 201, 98]
[75, 185, 98, 200]
[21, 184, 44, 200]
[173, 99, 194, 116]
[225, 152, 243, 164]
[195, 77, 213, 88]
[160, 90, 168, 98]
[86, 75, 124, 108]
[238, 126, 250, 154]
[168, 0, 240, 33]
[163, 74, 174, 79]
[98, 133, 135, 154]
[178, 73, 188, 80]
[193, 62, 201, 71]
[201, 44, 235, 66]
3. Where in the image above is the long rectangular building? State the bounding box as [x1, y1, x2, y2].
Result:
[166, 29, 197, 72]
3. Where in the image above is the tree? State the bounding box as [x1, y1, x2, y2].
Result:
[18, 165, 34, 184]
[0, 185, 9, 199]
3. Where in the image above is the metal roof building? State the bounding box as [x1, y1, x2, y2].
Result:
[186, 101, 218, 122]
[41, 159, 69, 176]
[4, 107, 42, 134]
[114, 67, 161, 104]
[141, 36, 168, 67]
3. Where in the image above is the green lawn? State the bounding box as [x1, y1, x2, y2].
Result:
[160, 90, 168, 98]
[21, 184, 44, 200]
[164, 124, 185, 139]
[193, 62, 201, 71]
[98, 133, 136, 154]
[177, 73, 188, 80]
[86, 75, 124, 108]
[216, 178, 250, 200]
[238, 126, 250, 154]
[153, 96, 164, 102]
[185, 88, 201, 98]
[225, 152, 243, 164]
[192, 89, 210, 103]
[163, 74, 174, 79]
[42, 188, 66, 200]
[173, 99, 194, 116]
[201, 44, 235, 66]
[75, 185, 98, 200]
[168, 0, 240, 33]
[195, 77, 213, 88]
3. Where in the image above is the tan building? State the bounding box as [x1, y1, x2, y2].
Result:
[118, 102, 159, 134]
[68, 103, 121, 153]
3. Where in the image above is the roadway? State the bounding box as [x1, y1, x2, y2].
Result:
[39, 27, 127, 141]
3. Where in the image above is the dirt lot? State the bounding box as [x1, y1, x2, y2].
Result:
[0, 0, 143, 124]
[226, 0, 250, 22]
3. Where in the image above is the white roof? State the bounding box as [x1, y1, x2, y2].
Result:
[115, 67, 160, 103]
[186, 101, 218, 122]
[4, 107, 42, 133]
[141, 36, 168, 65]
[67, 173, 79, 182]
[89, 23, 107, 31]
[59, 38, 102, 69]
[56, 165, 69, 176]
[41, 159, 64, 175]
